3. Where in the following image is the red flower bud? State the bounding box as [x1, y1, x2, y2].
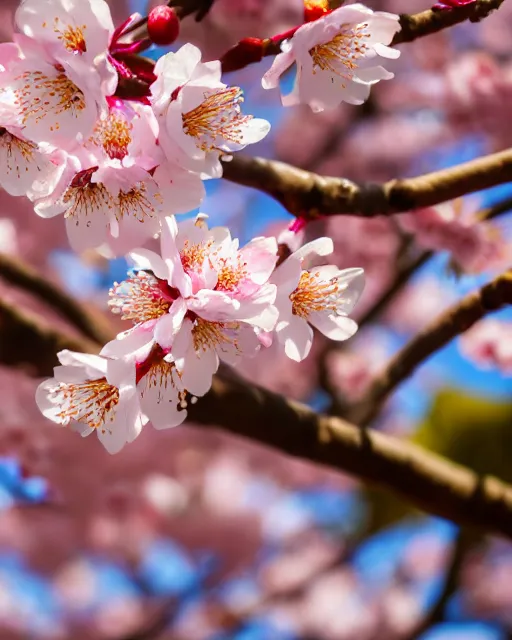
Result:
[220, 38, 265, 73]
[304, 0, 330, 22]
[147, 5, 180, 46]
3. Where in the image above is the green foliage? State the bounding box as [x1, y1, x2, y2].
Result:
[361, 388, 512, 535]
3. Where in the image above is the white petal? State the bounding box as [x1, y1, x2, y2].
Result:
[276, 314, 314, 362]
[154, 298, 188, 350]
[308, 312, 358, 341]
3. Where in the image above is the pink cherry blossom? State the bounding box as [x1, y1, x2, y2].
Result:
[0, 0, 117, 150]
[460, 319, 512, 374]
[35, 349, 145, 454]
[272, 238, 365, 362]
[105, 214, 278, 396]
[399, 199, 511, 273]
[32, 155, 165, 254]
[150, 43, 271, 178]
[262, 3, 401, 112]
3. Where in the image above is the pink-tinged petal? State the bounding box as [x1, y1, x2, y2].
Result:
[218, 325, 260, 366]
[154, 298, 188, 350]
[152, 44, 203, 110]
[180, 346, 218, 397]
[240, 236, 278, 284]
[36, 379, 63, 422]
[53, 365, 89, 384]
[0, 130, 54, 197]
[129, 249, 168, 280]
[57, 350, 107, 376]
[314, 266, 365, 314]
[160, 215, 193, 297]
[308, 312, 358, 341]
[101, 329, 154, 360]
[293, 237, 334, 261]
[65, 205, 109, 252]
[137, 361, 187, 430]
[106, 357, 136, 389]
[272, 255, 302, 296]
[171, 319, 194, 365]
[186, 290, 240, 322]
[153, 163, 206, 215]
[262, 49, 296, 90]
[97, 390, 143, 454]
[276, 314, 314, 362]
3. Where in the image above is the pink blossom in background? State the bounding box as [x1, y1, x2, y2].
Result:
[399, 199, 511, 274]
[460, 319, 512, 374]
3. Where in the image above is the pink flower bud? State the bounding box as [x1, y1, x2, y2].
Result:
[147, 5, 180, 46]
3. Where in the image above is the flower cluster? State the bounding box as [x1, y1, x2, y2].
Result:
[262, 3, 401, 112]
[0, 0, 269, 254]
[12, 0, 377, 453]
[37, 215, 364, 453]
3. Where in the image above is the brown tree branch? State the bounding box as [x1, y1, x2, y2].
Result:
[0, 253, 114, 345]
[350, 269, 512, 427]
[393, 0, 506, 45]
[6, 295, 512, 538]
[222, 149, 512, 220]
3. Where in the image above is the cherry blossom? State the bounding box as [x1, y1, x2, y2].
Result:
[35, 350, 145, 454]
[0, 0, 117, 149]
[150, 43, 271, 178]
[399, 199, 511, 274]
[105, 214, 278, 395]
[460, 319, 512, 374]
[272, 238, 364, 362]
[32, 155, 165, 254]
[262, 3, 401, 112]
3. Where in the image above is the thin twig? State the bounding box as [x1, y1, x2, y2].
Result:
[350, 269, 512, 427]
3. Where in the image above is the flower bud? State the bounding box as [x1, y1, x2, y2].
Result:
[304, 0, 330, 22]
[148, 5, 180, 46]
[220, 37, 265, 73]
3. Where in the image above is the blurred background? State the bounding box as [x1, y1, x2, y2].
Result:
[1, 0, 512, 638]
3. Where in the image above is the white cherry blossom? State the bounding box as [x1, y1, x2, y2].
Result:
[36, 350, 146, 454]
[150, 43, 270, 178]
[101, 337, 189, 431]
[33, 155, 166, 254]
[272, 238, 365, 362]
[262, 3, 400, 112]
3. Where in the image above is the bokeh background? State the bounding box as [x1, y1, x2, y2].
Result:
[1, 0, 512, 638]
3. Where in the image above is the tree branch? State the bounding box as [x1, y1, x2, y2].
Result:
[393, 0, 506, 45]
[222, 149, 512, 220]
[6, 295, 512, 538]
[351, 269, 512, 427]
[0, 253, 113, 345]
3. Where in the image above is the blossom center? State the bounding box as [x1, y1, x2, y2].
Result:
[182, 87, 252, 151]
[93, 113, 133, 160]
[180, 240, 215, 273]
[54, 19, 87, 53]
[63, 174, 113, 220]
[109, 271, 175, 324]
[14, 69, 86, 128]
[309, 25, 370, 82]
[49, 377, 119, 431]
[0, 131, 38, 175]
[117, 183, 160, 222]
[215, 257, 248, 291]
[192, 318, 239, 353]
[290, 271, 339, 318]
